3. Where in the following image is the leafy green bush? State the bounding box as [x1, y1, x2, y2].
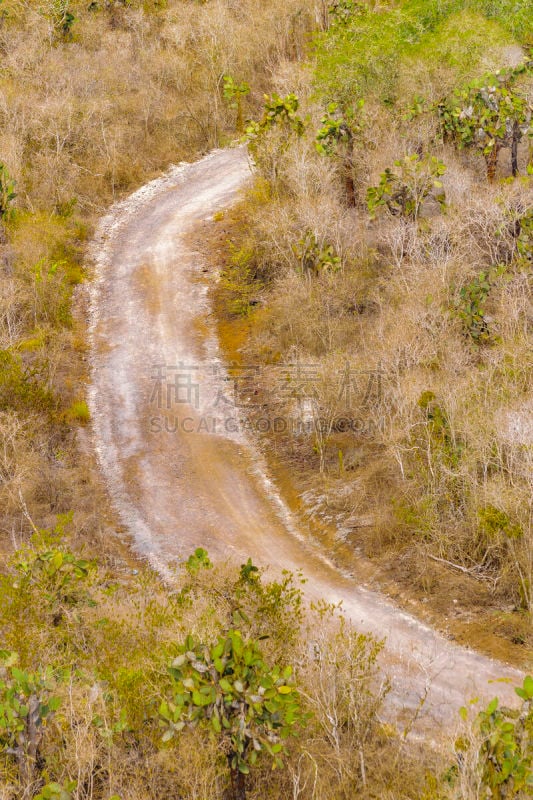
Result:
[292, 231, 341, 276]
[0, 521, 96, 663]
[223, 76, 251, 132]
[458, 676, 533, 798]
[478, 505, 523, 541]
[367, 154, 446, 219]
[159, 629, 306, 799]
[0, 350, 56, 415]
[246, 93, 305, 144]
[440, 63, 533, 180]
[13, 542, 94, 607]
[418, 390, 461, 468]
[452, 265, 505, 343]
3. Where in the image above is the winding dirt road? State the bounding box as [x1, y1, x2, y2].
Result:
[89, 146, 523, 733]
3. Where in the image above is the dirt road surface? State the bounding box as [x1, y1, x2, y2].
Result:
[89, 146, 524, 734]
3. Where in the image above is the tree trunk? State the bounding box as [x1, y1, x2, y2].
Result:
[344, 170, 356, 206]
[511, 121, 520, 177]
[16, 695, 42, 799]
[485, 146, 499, 182]
[230, 766, 246, 800]
[343, 152, 356, 207]
[236, 99, 243, 134]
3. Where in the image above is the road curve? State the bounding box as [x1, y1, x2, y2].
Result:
[89, 146, 523, 733]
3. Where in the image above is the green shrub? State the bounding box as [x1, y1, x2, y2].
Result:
[457, 676, 533, 798]
[313, 1, 528, 106]
[0, 653, 62, 793]
[159, 629, 306, 800]
[220, 243, 261, 316]
[478, 504, 523, 540]
[440, 63, 533, 180]
[65, 399, 90, 425]
[367, 154, 446, 219]
[292, 231, 341, 276]
[452, 265, 505, 343]
[0, 350, 56, 415]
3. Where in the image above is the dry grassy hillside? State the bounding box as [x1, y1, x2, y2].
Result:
[210, 0, 533, 658]
[0, 1, 532, 798]
[0, 0, 315, 551]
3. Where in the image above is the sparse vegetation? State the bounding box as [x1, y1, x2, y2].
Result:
[1, 0, 532, 796]
[0, 0, 316, 572]
[0, 530, 530, 798]
[212, 0, 533, 653]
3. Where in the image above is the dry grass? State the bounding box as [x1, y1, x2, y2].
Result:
[209, 26, 533, 652]
[0, 0, 318, 554]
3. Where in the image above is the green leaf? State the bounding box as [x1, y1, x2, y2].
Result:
[516, 675, 533, 700]
[192, 691, 211, 707]
[487, 698, 498, 715]
[48, 696, 61, 712]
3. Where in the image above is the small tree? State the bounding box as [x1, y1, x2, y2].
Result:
[316, 100, 364, 205]
[366, 153, 446, 219]
[159, 629, 305, 800]
[440, 63, 533, 181]
[246, 93, 305, 144]
[0, 653, 62, 799]
[223, 76, 250, 133]
[245, 93, 306, 184]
